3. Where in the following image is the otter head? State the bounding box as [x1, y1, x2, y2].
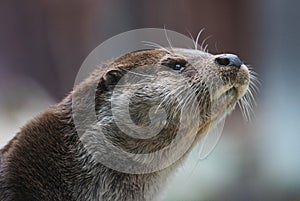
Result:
[75, 48, 256, 173]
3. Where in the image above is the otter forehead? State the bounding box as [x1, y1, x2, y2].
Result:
[169, 48, 211, 59]
[111, 48, 212, 68]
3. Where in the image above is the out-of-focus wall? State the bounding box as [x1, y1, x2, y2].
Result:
[1, 0, 300, 200]
[0, 0, 256, 99]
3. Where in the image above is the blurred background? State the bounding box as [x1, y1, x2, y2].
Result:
[0, 0, 299, 200]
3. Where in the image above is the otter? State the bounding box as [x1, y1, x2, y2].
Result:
[0, 48, 255, 201]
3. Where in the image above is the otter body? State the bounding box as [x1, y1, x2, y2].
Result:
[0, 48, 253, 201]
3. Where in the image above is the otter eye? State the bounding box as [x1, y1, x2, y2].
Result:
[162, 59, 187, 73]
[172, 62, 186, 73]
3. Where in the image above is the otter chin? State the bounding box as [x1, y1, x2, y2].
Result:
[0, 47, 256, 201]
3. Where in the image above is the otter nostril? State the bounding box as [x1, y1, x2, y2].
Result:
[215, 54, 242, 68]
[215, 57, 230, 66]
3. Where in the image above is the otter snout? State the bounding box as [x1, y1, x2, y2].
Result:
[214, 54, 242, 68]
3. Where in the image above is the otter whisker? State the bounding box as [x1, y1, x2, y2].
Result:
[167, 85, 188, 107]
[245, 91, 255, 113]
[163, 26, 174, 52]
[249, 73, 260, 94]
[113, 83, 145, 87]
[156, 83, 187, 115]
[214, 42, 219, 53]
[115, 79, 158, 87]
[239, 98, 249, 122]
[186, 29, 197, 51]
[249, 89, 258, 108]
[181, 86, 200, 117]
[249, 80, 259, 95]
[244, 99, 253, 122]
[123, 69, 155, 78]
[200, 35, 212, 52]
[142, 41, 171, 54]
[203, 44, 209, 53]
[239, 91, 254, 122]
[194, 81, 208, 106]
[247, 86, 257, 107]
[191, 82, 210, 119]
[176, 87, 193, 113]
[238, 101, 247, 121]
[165, 84, 191, 117]
[238, 68, 260, 122]
[195, 28, 205, 50]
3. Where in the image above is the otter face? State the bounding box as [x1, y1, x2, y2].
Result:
[79, 48, 257, 173]
[109, 48, 252, 126]
[98, 48, 255, 144]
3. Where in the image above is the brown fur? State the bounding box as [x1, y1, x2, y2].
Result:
[0, 49, 250, 201]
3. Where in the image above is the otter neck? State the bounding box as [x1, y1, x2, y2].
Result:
[58, 96, 186, 201]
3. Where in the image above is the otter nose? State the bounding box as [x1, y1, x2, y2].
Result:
[215, 54, 242, 68]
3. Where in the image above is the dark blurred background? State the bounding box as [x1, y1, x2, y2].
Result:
[0, 0, 299, 200]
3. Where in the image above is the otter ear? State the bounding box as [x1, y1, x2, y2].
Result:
[103, 69, 123, 91]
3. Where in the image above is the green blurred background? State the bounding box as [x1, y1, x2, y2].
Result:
[0, 0, 299, 200]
